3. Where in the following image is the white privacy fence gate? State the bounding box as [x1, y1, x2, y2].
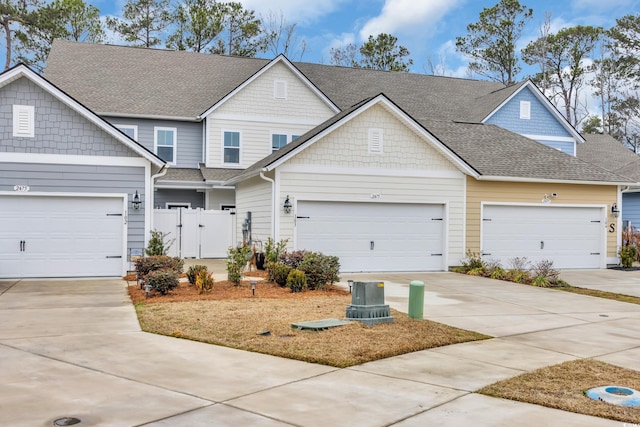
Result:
[154, 208, 235, 258]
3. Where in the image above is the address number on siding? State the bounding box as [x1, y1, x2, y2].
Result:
[14, 185, 30, 192]
[370, 193, 382, 200]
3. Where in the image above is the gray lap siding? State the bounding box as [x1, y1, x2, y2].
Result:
[0, 162, 146, 255]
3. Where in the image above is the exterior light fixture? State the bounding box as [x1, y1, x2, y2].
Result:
[251, 281, 257, 296]
[132, 191, 141, 210]
[283, 195, 292, 214]
[611, 203, 620, 218]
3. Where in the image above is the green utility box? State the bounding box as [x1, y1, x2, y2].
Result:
[408, 280, 425, 319]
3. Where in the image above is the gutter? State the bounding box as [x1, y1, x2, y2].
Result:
[259, 169, 276, 239]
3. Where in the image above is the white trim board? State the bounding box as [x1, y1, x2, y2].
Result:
[0, 152, 151, 167]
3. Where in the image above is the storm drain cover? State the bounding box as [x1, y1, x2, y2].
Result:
[291, 318, 351, 331]
[586, 386, 640, 407]
[53, 417, 81, 426]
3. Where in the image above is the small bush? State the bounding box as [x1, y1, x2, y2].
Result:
[145, 269, 179, 295]
[186, 265, 208, 285]
[270, 262, 293, 287]
[531, 276, 551, 287]
[467, 267, 486, 276]
[490, 267, 506, 280]
[460, 250, 485, 272]
[297, 252, 340, 290]
[145, 230, 175, 256]
[135, 255, 183, 278]
[508, 257, 530, 271]
[531, 259, 559, 283]
[619, 245, 638, 268]
[280, 250, 310, 269]
[226, 246, 251, 286]
[286, 269, 307, 292]
[508, 270, 531, 284]
[195, 270, 214, 294]
[264, 238, 289, 263]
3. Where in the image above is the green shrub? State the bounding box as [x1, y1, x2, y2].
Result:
[508, 270, 531, 284]
[145, 269, 179, 295]
[460, 250, 484, 272]
[297, 252, 340, 290]
[280, 250, 310, 269]
[195, 270, 214, 294]
[286, 269, 307, 292]
[145, 230, 175, 256]
[264, 237, 288, 263]
[186, 264, 208, 285]
[467, 267, 486, 276]
[135, 255, 183, 278]
[490, 267, 506, 280]
[531, 276, 551, 287]
[270, 262, 293, 287]
[226, 246, 251, 286]
[619, 245, 638, 268]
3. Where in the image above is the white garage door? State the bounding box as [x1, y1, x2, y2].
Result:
[482, 205, 604, 269]
[0, 195, 125, 278]
[296, 201, 445, 272]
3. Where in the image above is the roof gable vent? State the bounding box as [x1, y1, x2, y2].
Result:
[368, 128, 383, 154]
[13, 105, 35, 138]
[274, 80, 287, 100]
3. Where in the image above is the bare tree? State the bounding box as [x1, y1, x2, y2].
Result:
[260, 10, 306, 60]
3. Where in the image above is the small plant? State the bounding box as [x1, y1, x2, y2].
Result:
[187, 265, 208, 285]
[297, 252, 340, 290]
[286, 269, 307, 292]
[508, 257, 530, 271]
[531, 260, 560, 283]
[145, 230, 175, 256]
[135, 255, 183, 279]
[508, 270, 531, 284]
[531, 276, 551, 287]
[490, 267, 506, 280]
[264, 237, 288, 263]
[467, 267, 485, 276]
[145, 269, 179, 295]
[270, 262, 293, 287]
[460, 250, 485, 272]
[226, 246, 251, 286]
[280, 250, 310, 269]
[619, 245, 638, 268]
[195, 270, 214, 294]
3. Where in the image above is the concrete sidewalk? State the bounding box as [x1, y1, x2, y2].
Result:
[1, 268, 639, 426]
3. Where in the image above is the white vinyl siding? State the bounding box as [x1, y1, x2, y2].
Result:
[369, 128, 383, 153]
[13, 104, 34, 137]
[154, 127, 177, 164]
[235, 176, 273, 241]
[223, 130, 241, 164]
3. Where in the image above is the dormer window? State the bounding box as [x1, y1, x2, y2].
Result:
[520, 101, 531, 120]
[13, 105, 34, 137]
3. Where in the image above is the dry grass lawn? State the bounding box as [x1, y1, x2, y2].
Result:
[130, 277, 488, 368]
[479, 359, 640, 423]
[557, 286, 640, 305]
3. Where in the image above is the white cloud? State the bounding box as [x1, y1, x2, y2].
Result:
[358, 0, 464, 41]
[239, 0, 349, 25]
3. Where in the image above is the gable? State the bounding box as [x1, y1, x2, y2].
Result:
[0, 77, 141, 158]
[284, 104, 461, 174]
[484, 86, 572, 139]
[213, 61, 336, 121]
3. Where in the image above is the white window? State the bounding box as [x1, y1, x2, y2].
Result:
[154, 127, 177, 164]
[520, 101, 531, 120]
[115, 124, 138, 140]
[166, 202, 191, 209]
[223, 131, 240, 164]
[271, 133, 299, 153]
[368, 128, 383, 154]
[274, 80, 287, 99]
[13, 105, 34, 138]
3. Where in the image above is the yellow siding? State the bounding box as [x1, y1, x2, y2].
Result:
[466, 177, 618, 258]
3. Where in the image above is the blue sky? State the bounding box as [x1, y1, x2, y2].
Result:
[94, 0, 640, 79]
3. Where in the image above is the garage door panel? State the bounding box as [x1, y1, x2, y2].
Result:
[296, 201, 444, 272]
[482, 205, 603, 269]
[0, 196, 124, 278]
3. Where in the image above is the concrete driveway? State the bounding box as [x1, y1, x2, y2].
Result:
[1, 268, 639, 426]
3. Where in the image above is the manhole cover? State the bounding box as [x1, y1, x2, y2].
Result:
[53, 417, 81, 426]
[586, 386, 640, 407]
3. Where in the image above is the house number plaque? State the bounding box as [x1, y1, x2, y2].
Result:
[370, 193, 382, 200]
[13, 185, 30, 192]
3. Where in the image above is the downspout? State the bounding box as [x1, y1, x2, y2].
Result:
[149, 164, 169, 232]
[259, 169, 276, 239]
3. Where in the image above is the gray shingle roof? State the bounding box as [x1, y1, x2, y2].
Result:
[199, 164, 245, 182]
[160, 168, 204, 182]
[576, 134, 640, 182]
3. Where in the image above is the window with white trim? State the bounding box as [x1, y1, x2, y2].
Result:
[223, 131, 240, 164]
[368, 128, 383, 154]
[520, 101, 531, 120]
[115, 124, 138, 140]
[271, 133, 299, 152]
[274, 80, 287, 99]
[154, 127, 177, 164]
[13, 105, 34, 138]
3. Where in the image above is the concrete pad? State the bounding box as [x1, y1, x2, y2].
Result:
[428, 313, 587, 337]
[596, 347, 640, 371]
[0, 345, 210, 427]
[504, 321, 640, 358]
[391, 393, 621, 427]
[429, 339, 576, 371]
[351, 350, 522, 391]
[0, 306, 140, 339]
[227, 369, 467, 427]
[143, 404, 292, 426]
[561, 269, 640, 298]
[4, 332, 336, 402]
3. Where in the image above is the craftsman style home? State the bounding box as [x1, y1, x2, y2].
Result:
[0, 39, 636, 278]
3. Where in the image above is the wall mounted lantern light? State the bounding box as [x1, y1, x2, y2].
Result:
[283, 195, 292, 214]
[611, 202, 620, 218]
[132, 191, 141, 210]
